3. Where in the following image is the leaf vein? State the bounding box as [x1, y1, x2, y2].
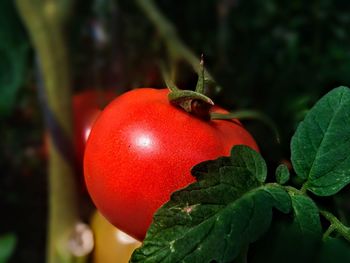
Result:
[308, 93, 346, 179]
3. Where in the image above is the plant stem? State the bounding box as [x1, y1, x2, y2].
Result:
[135, 0, 220, 94]
[300, 182, 308, 194]
[320, 210, 350, 242]
[322, 225, 335, 241]
[283, 185, 304, 196]
[210, 110, 280, 143]
[15, 1, 82, 263]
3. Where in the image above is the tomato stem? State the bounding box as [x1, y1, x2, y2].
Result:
[159, 62, 179, 92]
[136, 0, 221, 96]
[168, 89, 214, 119]
[211, 110, 281, 143]
[320, 210, 350, 242]
[163, 56, 218, 120]
[163, 56, 215, 119]
[137, 0, 220, 118]
[194, 55, 206, 94]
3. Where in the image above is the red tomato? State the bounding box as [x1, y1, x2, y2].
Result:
[73, 90, 116, 165]
[84, 88, 258, 241]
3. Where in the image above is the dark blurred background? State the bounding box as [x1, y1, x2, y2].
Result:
[1, 0, 350, 262]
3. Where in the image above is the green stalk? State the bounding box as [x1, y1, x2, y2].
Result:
[135, 0, 220, 94]
[211, 110, 281, 143]
[320, 210, 350, 242]
[15, 1, 82, 263]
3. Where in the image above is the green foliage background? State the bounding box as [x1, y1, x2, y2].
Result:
[1, 0, 350, 262]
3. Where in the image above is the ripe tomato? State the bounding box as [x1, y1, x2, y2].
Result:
[91, 210, 141, 263]
[73, 89, 116, 165]
[84, 88, 258, 241]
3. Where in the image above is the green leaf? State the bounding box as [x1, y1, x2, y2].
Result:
[131, 146, 291, 263]
[250, 193, 322, 263]
[0, 0, 29, 117]
[287, 194, 322, 261]
[0, 233, 16, 263]
[275, 164, 290, 184]
[289, 194, 322, 240]
[228, 145, 267, 184]
[291, 86, 350, 196]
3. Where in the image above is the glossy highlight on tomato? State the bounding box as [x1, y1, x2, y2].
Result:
[84, 88, 258, 241]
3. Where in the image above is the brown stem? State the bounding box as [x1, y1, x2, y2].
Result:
[15, 1, 84, 263]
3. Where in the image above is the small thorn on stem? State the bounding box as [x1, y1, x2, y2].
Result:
[195, 54, 206, 94]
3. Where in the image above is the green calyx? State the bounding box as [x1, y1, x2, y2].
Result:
[165, 56, 279, 142]
[168, 90, 214, 119]
[167, 56, 215, 119]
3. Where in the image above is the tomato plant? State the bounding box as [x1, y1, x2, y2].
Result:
[130, 87, 350, 263]
[84, 88, 258, 240]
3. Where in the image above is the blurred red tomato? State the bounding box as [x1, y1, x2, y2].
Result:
[73, 90, 116, 166]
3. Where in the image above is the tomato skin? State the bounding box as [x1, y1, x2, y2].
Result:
[73, 90, 116, 165]
[84, 88, 258, 241]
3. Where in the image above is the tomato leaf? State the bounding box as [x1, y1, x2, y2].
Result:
[275, 164, 290, 185]
[289, 193, 322, 255]
[0, 233, 16, 263]
[291, 86, 350, 196]
[130, 146, 291, 263]
[289, 194, 322, 240]
[250, 193, 322, 263]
